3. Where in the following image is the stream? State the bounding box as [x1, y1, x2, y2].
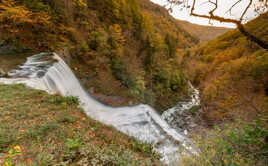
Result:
[0, 53, 200, 165]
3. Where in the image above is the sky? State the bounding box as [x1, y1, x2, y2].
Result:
[150, 0, 259, 28]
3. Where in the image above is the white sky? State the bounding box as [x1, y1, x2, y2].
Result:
[150, 0, 259, 28]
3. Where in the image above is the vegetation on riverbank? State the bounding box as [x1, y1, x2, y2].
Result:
[180, 118, 268, 166]
[0, 84, 160, 165]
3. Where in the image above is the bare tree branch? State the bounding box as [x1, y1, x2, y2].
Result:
[168, 0, 268, 50]
[240, 0, 253, 21]
[227, 0, 242, 15]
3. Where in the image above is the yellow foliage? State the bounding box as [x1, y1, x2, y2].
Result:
[13, 145, 22, 154]
[74, 0, 87, 8]
[0, 0, 51, 26]
[149, 32, 165, 51]
[109, 24, 126, 46]
[110, 0, 127, 20]
[141, 12, 154, 37]
[3, 145, 22, 166]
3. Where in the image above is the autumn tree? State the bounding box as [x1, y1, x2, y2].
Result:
[109, 24, 126, 49]
[164, 0, 268, 50]
[0, 0, 51, 26]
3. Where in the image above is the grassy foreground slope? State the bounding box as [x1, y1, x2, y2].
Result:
[0, 84, 160, 165]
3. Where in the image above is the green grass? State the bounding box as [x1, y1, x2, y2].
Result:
[0, 84, 160, 165]
[180, 119, 268, 166]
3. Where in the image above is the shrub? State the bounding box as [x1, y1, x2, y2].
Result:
[131, 76, 146, 101]
[165, 34, 178, 58]
[79, 42, 89, 54]
[203, 54, 215, 63]
[153, 67, 187, 92]
[180, 118, 268, 166]
[250, 51, 268, 81]
[65, 138, 82, 154]
[111, 57, 136, 88]
[109, 24, 126, 49]
[88, 28, 109, 51]
[46, 95, 79, 105]
[22, 0, 51, 12]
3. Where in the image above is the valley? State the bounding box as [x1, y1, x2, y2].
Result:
[0, 0, 267, 165]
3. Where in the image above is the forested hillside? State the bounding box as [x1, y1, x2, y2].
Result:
[176, 20, 231, 43]
[184, 12, 268, 124]
[0, 0, 201, 111]
[180, 13, 268, 166]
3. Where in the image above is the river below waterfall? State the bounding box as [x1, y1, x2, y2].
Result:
[0, 53, 200, 165]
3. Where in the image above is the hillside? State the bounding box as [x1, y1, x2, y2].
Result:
[0, 84, 159, 165]
[184, 12, 268, 124]
[176, 20, 231, 43]
[0, 0, 201, 111]
[140, 0, 230, 43]
[138, 0, 199, 45]
[178, 12, 268, 166]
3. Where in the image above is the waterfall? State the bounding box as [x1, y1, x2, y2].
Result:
[0, 53, 200, 165]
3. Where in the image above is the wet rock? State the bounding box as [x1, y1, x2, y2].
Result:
[0, 68, 7, 77]
[128, 101, 134, 105]
[189, 123, 197, 128]
[88, 87, 95, 94]
[36, 71, 46, 78]
[186, 116, 192, 120]
[163, 108, 200, 135]
[0, 45, 17, 54]
[56, 48, 72, 65]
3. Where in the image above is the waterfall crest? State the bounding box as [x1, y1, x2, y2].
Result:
[0, 53, 199, 165]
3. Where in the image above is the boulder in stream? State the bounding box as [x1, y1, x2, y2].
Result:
[0, 45, 17, 54]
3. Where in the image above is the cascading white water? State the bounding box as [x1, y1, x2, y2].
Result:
[0, 53, 200, 165]
[162, 83, 200, 133]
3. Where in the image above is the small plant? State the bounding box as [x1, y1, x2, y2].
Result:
[3, 146, 22, 166]
[46, 96, 79, 106]
[65, 138, 82, 152]
[57, 113, 77, 123]
[188, 105, 201, 115]
[130, 142, 152, 156]
[63, 96, 80, 105]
